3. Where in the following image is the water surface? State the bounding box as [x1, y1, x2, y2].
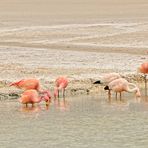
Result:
[0, 94, 148, 148]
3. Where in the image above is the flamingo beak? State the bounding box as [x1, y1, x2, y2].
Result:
[9, 83, 14, 86]
[93, 80, 101, 84]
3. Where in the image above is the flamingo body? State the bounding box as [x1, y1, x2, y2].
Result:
[10, 79, 40, 91]
[19, 89, 51, 106]
[93, 73, 121, 84]
[104, 78, 141, 99]
[54, 77, 68, 98]
[139, 62, 148, 74]
[55, 77, 68, 88]
[139, 62, 148, 97]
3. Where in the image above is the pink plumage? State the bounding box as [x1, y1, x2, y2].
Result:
[139, 62, 148, 74]
[104, 78, 141, 100]
[54, 77, 68, 99]
[19, 89, 51, 107]
[9, 78, 41, 91]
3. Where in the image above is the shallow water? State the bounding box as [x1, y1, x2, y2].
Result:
[0, 94, 148, 148]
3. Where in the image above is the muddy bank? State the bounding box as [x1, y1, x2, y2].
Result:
[0, 73, 146, 100]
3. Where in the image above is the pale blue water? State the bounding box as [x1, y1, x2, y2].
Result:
[0, 94, 148, 148]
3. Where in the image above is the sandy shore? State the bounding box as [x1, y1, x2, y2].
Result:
[0, 0, 147, 99]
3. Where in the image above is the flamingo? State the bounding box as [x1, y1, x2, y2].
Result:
[93, 73, 121, 84]
[54, 77, 68, 99]
[93, 73, 121, 96]
[104, 78, 141, 101]
[139, 62, 148, 96]
[19, 89, 51, 107]
[9, 78, 41, 92]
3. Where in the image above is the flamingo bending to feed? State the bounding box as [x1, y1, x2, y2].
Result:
[54, 77, 68, 99]
[93, 73, 121, 96]
[10, 78, 42, 92]
[139, 62, 148, 96]
[19, 89, 51, 107]
[104, 78, 141, 100]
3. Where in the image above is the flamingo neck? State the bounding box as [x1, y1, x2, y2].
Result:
[36, 96, 43, 103]
[58, 85, 62, 90]
[127, 83, 138, 93]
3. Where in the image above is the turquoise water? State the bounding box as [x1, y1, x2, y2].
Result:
[0, 94, 148, 148]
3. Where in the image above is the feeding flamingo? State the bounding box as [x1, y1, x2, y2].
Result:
[54, 77, 68, 99]
[93, 73, 121, 96]
[139, 62, 148, 96]
[93, 73, 121, 85]
[104, 78, 141, 101]
[19, 89, 51, 107]
[9, 78, 41, 92]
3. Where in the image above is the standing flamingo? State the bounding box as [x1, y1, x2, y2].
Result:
[104, 78, 141, 101]
[54, 77, 68, 99]
[139, 62, 148, 96]
[19, 89, 51, 107]
[9, 78, 41, 92]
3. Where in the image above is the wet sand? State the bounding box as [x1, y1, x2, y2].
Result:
[0, 0, 147, 98]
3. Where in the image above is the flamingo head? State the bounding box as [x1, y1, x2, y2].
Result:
[41, 90, 51, 106]
[9, 80, 23, 87]
[135, 87, 141, 98]
[104, 86, 109, 90]
[93, 80, 101, 84]
[9, 82, 17, 87]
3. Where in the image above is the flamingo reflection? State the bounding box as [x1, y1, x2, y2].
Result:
[54, 98, 69, 111]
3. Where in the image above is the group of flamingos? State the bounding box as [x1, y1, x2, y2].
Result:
[9, 62, 148, 107]
[9, 77, 68, 107]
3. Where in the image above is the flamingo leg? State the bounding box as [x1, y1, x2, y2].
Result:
[63, 89, 65, 98]
[25, 103, 28, 108]
[108, 90, 111, 101]
[144, 75, 147, 97]
[120, 92, 122, 101]
[115, 92, 118, 101]
[58, 90, 59, 98]
[32, 103, 35, 107]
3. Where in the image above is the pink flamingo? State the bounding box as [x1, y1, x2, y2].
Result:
[54, 77, 68, 99]
[93, 73, 121, 85]
[19, 89, 51, 107]
[139, 62, 148, 96]
[9, 78, 41, 92]
[104, 78, 141, 101]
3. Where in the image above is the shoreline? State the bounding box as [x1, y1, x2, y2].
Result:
[0, 73, 146, 100]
